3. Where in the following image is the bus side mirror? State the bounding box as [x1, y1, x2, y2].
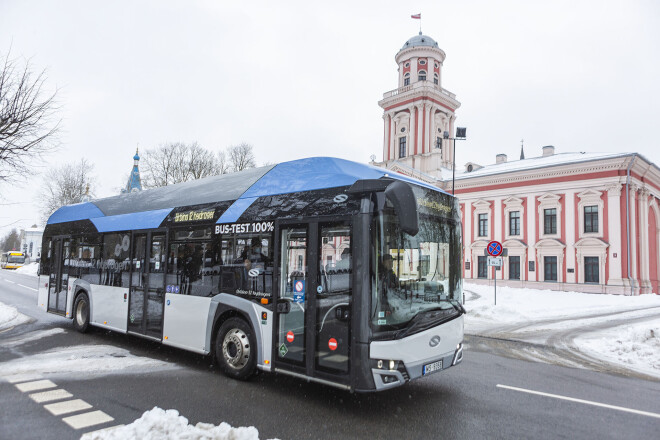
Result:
[385, 180, 419, 236]
[277, 300, 291, 314]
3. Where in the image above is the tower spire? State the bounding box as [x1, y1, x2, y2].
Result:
[520, 139, 525, 160]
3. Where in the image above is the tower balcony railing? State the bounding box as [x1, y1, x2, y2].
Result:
[382, 80, 456, 100]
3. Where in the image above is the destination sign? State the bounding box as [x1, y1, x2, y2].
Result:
[215, 221, 275, 235]
[174, 209, 215, 223]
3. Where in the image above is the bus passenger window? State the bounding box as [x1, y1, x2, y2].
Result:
[216, 234, 274, 302]
[101, 234, 131, 288]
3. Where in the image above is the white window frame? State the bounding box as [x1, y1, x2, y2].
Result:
[538, 193, 562, 239]
[473, 200, 491, 240]
[535, 239, 565, 283]
[577, 189, 604, 239]
[575, 237, 608, 284]
[504, 197, 524, 240]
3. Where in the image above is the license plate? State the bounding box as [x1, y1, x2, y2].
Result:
[423, 360, 443, 375]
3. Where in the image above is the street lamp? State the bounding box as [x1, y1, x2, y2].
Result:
[443, 127, 467, 195]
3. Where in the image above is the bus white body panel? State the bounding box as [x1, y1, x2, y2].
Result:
[370, 315, 463, 389]
[37, 275, 48, 311]
[89, 284, 129, 332]
[162, 294, 211, 354]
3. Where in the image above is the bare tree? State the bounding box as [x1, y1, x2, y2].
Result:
[228, 142, 256, 172]
[40, 158, 95, 223]
[189, 142, 220, 179]
[0, 49, 60, 181]
[0, 228, 21, 252]
[216, 150, 230, 175]
[142, 141, 230, 188]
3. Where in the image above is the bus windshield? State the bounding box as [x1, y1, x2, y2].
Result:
[371, 188, 462, 332]
[8, 254, 26, 264]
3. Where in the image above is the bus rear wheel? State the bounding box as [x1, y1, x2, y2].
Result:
[215, 317, 257, 380]
[73, 292, 90, 333]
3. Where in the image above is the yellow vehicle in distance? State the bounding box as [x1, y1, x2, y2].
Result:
[0, 251, 26, 269]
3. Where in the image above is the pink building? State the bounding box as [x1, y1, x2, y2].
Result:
[373, 33, 659, 295]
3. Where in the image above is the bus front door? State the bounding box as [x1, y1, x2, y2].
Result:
[275, 222, 352, 383]
[128, 232, 166, 339]
[47, 238, 70, 316]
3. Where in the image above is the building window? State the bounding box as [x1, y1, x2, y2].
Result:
[418, 70, 426, 81]
[477, 256, 487, 278]
[478, 213, 488, 237]
[433, 74, 438, 85]
[509, 256, 520, 280]
[544, 208, 557, 234]
[544, 256, 557, 281]
[584, 206, 598, 233]
[509, 211, 520, 236]
[398, 137, 406, 158]
[419, 59, 426, 65]
[403, 73, 410, 86]
[584, 257, 599, 283]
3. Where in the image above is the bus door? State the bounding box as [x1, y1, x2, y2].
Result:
[48, 238, 70, 315]
[127, 232, 166, 339]
[274, 221, 352, 381]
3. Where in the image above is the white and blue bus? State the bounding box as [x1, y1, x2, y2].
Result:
[39, 157, 464, 391]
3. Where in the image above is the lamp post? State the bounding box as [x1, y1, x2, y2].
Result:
[443, 127, 467, 195]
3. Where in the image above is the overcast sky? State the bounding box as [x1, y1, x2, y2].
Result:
[1, 0, 659, 238]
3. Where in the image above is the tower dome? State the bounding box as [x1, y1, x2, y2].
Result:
[399, 32, 439, 51]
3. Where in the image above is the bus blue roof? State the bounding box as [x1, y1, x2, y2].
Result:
[47, 157, 448, 231]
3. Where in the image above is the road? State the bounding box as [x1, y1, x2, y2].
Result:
[1, 269, 659, 439]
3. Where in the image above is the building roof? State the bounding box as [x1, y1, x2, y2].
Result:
[400, 32, 439, 51]
[452, 151, 634, 181]
[48, 157, 447, 230]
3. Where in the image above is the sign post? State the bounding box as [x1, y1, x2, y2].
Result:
[487, 241, 503, 305]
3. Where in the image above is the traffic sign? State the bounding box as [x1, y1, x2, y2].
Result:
[487, 240, 503, 257]
[487, 257, 502, 267]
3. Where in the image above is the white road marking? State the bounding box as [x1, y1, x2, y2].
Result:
[15, 379, 57, 393]
[29, 388, 73, 403]
[497, 384, 660, 419]
[17, 283, 38, 291]
[5, 279, 15, 283]
[44, 399, 93, 416]
[81, 424, 125, 439]
[4, 374, 43, 384]
[62, 410, 114, 430]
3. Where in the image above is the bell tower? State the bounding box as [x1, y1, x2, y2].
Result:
[375, 32, 461, 179]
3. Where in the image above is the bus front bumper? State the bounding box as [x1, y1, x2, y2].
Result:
[369, 315, 464, 391]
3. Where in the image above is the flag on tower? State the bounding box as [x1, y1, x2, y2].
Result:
[411, 13, 421, 19]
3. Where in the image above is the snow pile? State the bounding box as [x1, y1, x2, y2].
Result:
[0, 301, 31, 331]
[14, 262, 39, 276]
[577, 324, 660, 376]
[464, 283, 660, 328]
[81, 407, 269, 440]
[0, 345, 176, 381]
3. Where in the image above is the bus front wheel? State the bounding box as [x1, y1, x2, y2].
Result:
[215, 317, 257, 380]
[73, 292, 90, 333]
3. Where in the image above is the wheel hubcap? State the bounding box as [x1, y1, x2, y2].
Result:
[76, 299, 87, 325]
[222, 328, 250, 370]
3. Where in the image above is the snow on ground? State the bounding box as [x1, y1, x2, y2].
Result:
[14, 262, 39, 276]
[464, 282, 660, 328]
[0, 344, 177, 382]
[81, 407, 273, 440]
[464, 283, 660, 377]
[0, 301, 31, 331]
[2, 328, 66, 348]
[576, 323, 660, 378]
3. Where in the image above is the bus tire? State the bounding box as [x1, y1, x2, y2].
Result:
[72, 292, 90, 333]
[215, 317, 257, 380]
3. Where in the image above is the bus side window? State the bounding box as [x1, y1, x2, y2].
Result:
[217, 233, 273, 302]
